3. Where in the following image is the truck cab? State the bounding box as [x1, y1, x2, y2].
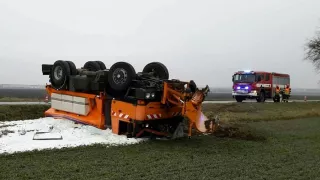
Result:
[232, 70, 270, 102]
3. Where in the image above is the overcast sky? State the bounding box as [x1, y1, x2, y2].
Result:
[1, 0, 320, 88]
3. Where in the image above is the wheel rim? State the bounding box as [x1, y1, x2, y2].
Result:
[150, 68, 161, 78]
[112, 68, 128, 84]
[53, 66, 63, 80]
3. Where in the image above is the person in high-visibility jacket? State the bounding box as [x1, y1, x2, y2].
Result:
[275, 85, 281, 94]
[273, 85, 281, 102]
[283, 84, 291, 102]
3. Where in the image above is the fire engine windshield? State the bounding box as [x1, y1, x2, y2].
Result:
[233, 74, 256, 83]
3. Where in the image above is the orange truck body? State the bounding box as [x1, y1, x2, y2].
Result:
[44, 82, 214, 138]
[42, 60, 216, 139]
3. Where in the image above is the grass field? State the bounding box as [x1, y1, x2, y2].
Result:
[0, 104, 50, 121]
[202, 102, 320, 123]
[0, 97, 42, 102]
[1, 117, 320, 179]
[1, 103, 320, 179]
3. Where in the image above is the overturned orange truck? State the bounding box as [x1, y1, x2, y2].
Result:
[41, 60, 217, 139]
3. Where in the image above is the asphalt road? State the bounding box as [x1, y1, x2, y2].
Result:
[1, 100, 320, 105]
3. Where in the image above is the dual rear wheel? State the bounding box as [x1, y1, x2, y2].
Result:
[49, 60, 170, 96]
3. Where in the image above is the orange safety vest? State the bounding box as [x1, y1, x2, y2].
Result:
[284, 88, 290, 95]
[275, 87, 280, 94]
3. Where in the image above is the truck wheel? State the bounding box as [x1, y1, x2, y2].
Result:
[257, 92, 265, 103]
[95, 61, 107, 70]
[108, 62, 136, 91]
[273, 97, 280, 103]
[142, 62, 169, 80]
[235, 96, 243, 102]
[50, 60, 71, 90]
[83, 61, 101, 71]
[66, 61, 77, 75]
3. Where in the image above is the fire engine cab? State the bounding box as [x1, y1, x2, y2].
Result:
[232, 70, 290, 102]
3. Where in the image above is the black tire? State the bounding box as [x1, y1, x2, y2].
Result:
[189, 80, 197, 93]
[83, 61, 101, 71]
[108, 62, 136, 91]
[49, 60, 71, 90]
[95, 61, 107, 70]
[235, 96, 243, 102]
[142, 62, 169, 80]
[257, 92, 265, 103]
[66, 61, 77, 75]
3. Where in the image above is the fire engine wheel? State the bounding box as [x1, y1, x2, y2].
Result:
[257, 92, 265, 103]
[108, 62, 136, 91]
[235, 96, 244, 102]
[95, 61, 107, 70]
[142, 62, 169, 80]
[49, 60, 71, 90]
[66, 61, 77, 75]
[83, 61, 101, 71]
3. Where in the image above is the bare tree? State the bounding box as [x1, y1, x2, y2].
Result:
[304, 29, 320, 71]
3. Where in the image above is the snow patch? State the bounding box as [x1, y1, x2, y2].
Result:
[0, 117, 146, 154]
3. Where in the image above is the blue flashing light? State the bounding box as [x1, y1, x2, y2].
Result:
[237, 86, 240, 89]
[245, 86, 249, 90]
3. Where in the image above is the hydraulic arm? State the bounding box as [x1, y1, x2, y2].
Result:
[161, 81, 217, 137]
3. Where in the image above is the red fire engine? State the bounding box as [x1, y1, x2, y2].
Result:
[231, 70, 290, 102]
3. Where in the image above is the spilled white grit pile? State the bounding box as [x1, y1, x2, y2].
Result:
[0, 117, 145, 154]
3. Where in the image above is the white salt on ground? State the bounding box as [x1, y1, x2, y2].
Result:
[0, 117, 145, 154]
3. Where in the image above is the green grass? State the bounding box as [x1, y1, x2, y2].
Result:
[203, 102, 320, 124]
[1, 103, 320, 179]
[1, 117, 320, 179]
[0, 105, 50, 121]
[0, 97, 43, 102]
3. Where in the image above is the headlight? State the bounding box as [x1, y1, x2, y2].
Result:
[145, 93, 151, 99]
[151, 92, 155, 98]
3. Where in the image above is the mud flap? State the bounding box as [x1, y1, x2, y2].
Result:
[172, 122, 185, 139]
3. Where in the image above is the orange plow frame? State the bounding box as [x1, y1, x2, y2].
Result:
[44, 85, 106, 129]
